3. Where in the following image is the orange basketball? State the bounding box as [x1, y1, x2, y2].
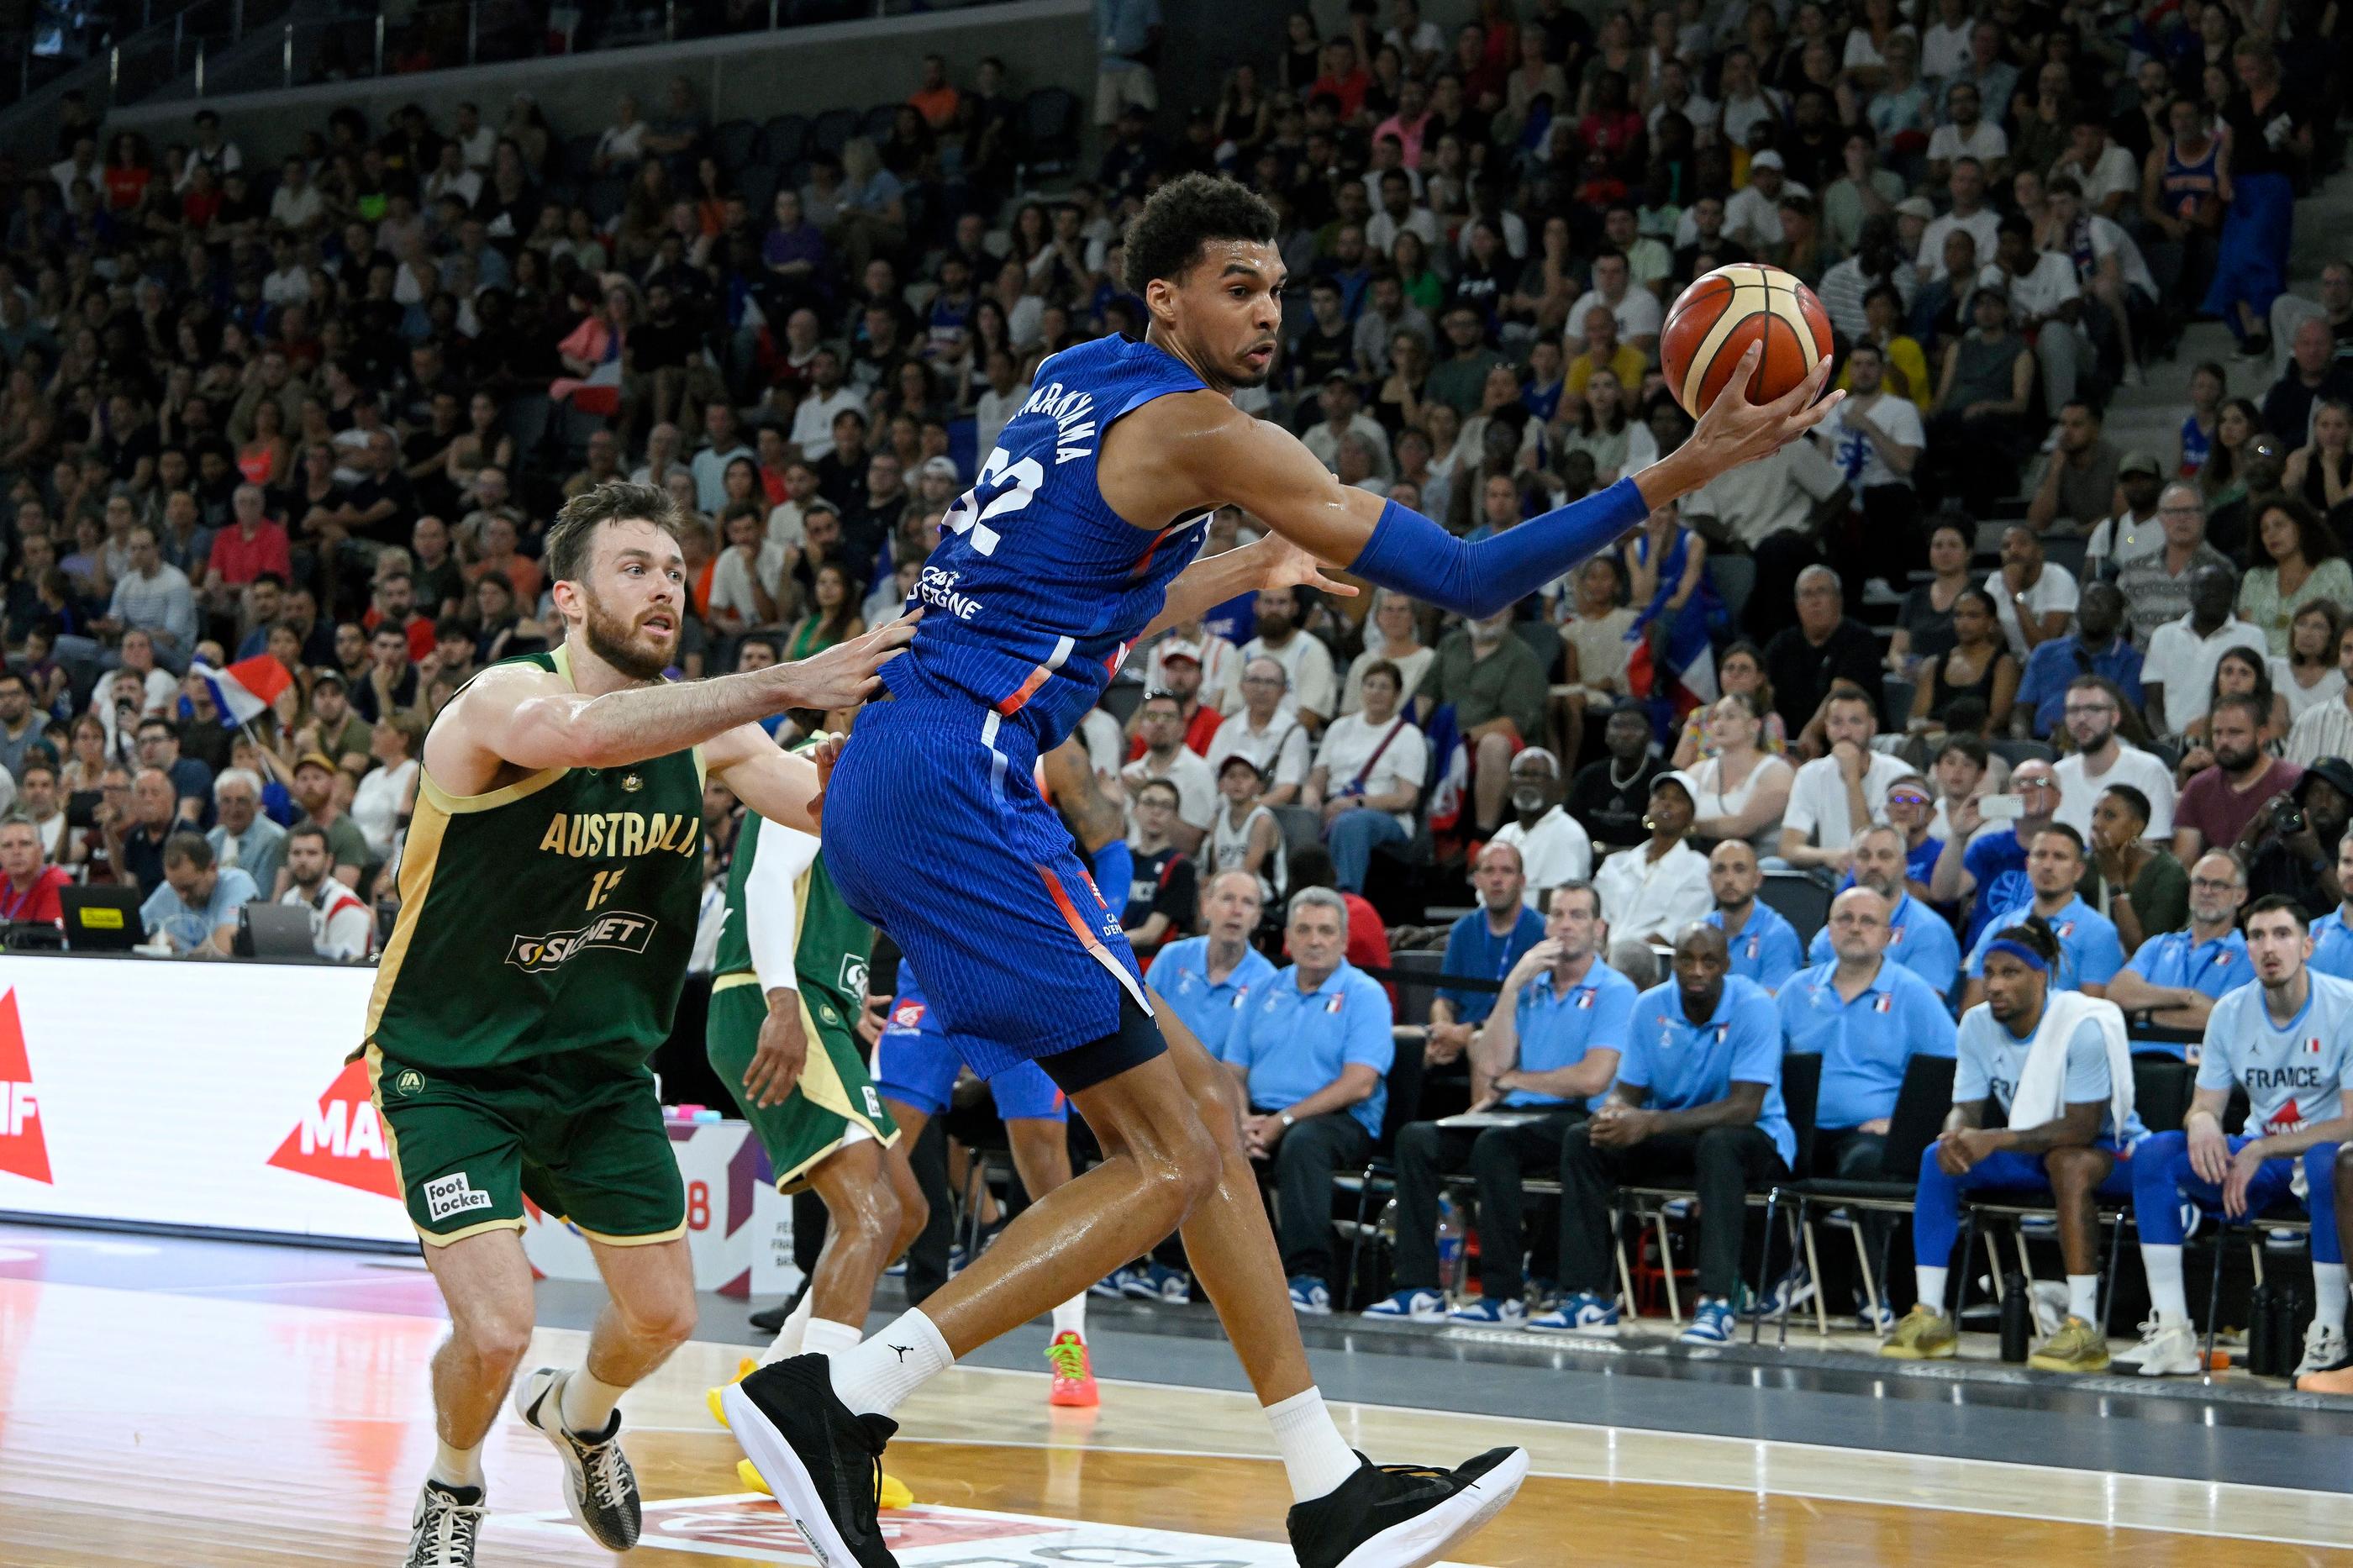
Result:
[1658, 263, 1834, 420]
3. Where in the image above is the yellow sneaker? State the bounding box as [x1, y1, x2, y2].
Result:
[706, 1357, 758, 1429]
[737, 1456, 915, 1509]
[2027, 1315, 2111, 1373]
[1879, 1304, 1958, 1359]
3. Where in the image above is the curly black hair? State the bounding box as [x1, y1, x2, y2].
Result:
[1121, 173, 1280, 296]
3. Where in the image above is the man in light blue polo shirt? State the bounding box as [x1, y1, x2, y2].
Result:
[1225, 887, 1397, 1317]
[1808, 825, 1961, 1001]
[1425, 843, 1546, 1083]
[1145, 870, 1280, 1060]
[1959, 825, 2124, 1008]
[1705, 840, 1803, 994]
[1777, 887, 1958, 1325]
[2308, 836, 2353, 981]
[1527, 923, 1793, 1345]
[139, 832, 258, 955]
[2106, 850, 2253, 1057]
[1364, 881, 1637, 1326]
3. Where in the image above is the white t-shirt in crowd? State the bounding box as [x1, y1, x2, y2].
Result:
[2053, 741, 2177, 842]
[1226, 631, 1339, 720]
[1492, 806, 1595, 906]
[1927, 120, 2008, 167]
[1566, 286, 1663, 344]
[1123, 745, 1219, 835]
[1313, 713, 1431, 834]
[1783, 750, 1914, 850]
[708, 539, 788, 629]
[1819, 393, 1927, 492]
[2085, 508, 2165, 575]
[2143, 613, 2267, 735]
[1206, 710, 1313, 796]
[1987, 563, 2079, 662]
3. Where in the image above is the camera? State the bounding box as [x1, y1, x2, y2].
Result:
[2277, 803, 2306, 837]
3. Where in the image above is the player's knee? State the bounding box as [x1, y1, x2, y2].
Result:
[454, 1305, 535, 1372]
[838, 1177, 902, 1251]
[617, 1281, 701, 1349]
[1155, 1118, 1225, 1218]
[2045, 1147, 2102, 1196]
[1186, 1062, 1248, 1149]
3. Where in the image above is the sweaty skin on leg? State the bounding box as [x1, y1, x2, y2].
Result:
[1006, 1117, 1076, 1199]
[801, 1139, 904, 1330]
[581, 1236, 702, 1397]
[424, 1229, 540, 1452]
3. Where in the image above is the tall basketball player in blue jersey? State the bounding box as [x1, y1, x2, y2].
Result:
[724, 175, 1841, 1568]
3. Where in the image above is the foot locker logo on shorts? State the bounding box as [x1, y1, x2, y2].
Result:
[267, 1060, 400, 1199]
[423, 1171, 493, 1223]
[0, 989, 52, 1186]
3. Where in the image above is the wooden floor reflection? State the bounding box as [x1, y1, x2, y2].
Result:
[2, 1274, 2349, 1567]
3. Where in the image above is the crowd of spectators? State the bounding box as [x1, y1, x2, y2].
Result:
[0, 0, 2350, 1367]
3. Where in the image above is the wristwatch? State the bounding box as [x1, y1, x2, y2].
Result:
[1278, 1111, 1297, 1129]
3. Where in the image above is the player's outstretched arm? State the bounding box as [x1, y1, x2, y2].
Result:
[705, 724, 829, 835]
[442, 614, 916, 776]
[1133, 343, 1839, 622]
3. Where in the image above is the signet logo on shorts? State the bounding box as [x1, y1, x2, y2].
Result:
[267, 1059, 400, 1199]
[0, 989, 53, 1186]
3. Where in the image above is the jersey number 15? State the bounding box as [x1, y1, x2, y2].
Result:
[941, 445, 1045, 557]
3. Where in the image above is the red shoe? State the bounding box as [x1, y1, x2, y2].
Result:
[1046, 1329, 1099, 1408]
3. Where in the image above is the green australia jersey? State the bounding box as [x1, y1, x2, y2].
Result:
[714, 754, 872, 1018]
[366, 646, 706, 1071]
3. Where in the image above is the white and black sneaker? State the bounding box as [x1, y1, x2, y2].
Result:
[1286, 1447, 1529, 1568]
[404, 1479, 486, 1567]
[514, 1367, 642, 1551]
[722, 1353, 900, 1567]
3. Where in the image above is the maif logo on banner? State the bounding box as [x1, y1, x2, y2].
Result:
[267, 1059, 400, 1199]
[0, 989, 51, 1185]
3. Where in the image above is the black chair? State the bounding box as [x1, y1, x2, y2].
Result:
[761, 113, 809, 167]
[1989, 738, 2057, 768]
[1271, 805, 1324, 861]
[810, 106, 861, 158]
[1383, 950, 1446, 1029]
[1757, 1051, 1956, 1345]
[1757, 871, 1832, 946]
[1018, 87, 1082, 180]
[1335, 1030, 1429, 1309]
[1512, 617, 1563, 681]
[861, 103, 899, 144]
[1881, 676, 1916, 735]
[2041, 535, 2090, 585]
[736, 164, 777, 217]
[1607, 1053, 1821, 1329]
[710, 118, 761, 172]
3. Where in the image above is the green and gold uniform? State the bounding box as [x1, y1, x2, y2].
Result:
[365, 645, 705, 1246]
[706, 787, 898, 1195]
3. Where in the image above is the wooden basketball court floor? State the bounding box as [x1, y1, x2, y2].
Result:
[3, 1238, 2353, 1567]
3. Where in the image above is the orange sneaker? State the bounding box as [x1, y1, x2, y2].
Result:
[2298, 1364, 2353, 1396]
[1046, 1329, 1099, 1408]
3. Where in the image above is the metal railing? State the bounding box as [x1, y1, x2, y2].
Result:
[96, 0, 293, 108]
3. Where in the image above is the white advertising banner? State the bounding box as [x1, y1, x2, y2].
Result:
[0, 957, 787, 1292]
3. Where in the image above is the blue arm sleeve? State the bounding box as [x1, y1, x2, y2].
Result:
[1091, 839, 1134, 920]
[1347, 480, 1652, 620]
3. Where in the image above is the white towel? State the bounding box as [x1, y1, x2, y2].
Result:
[2006, 989, 2134, 1139]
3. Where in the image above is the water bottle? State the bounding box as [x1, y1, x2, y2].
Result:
[2248, 1281, 2277, 1376]
[1435, 1197, 1465, 1304]
[1999, 1273, 2030, 1363]
[2274, 1286, 2308, 1375]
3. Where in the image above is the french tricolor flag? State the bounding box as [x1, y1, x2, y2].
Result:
[192, 655, 293, 729]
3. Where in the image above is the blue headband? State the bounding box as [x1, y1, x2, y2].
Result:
[1986, 938, 2049, 972]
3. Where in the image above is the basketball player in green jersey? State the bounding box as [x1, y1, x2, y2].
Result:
[701, 718, 929, 1508]
[368, 482, 913, 1568]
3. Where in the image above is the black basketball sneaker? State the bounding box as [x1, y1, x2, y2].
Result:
[1285, 1446, 1530, 1568]
[722, 1354, 900, 1568]
[403, 1479, 486, 1568]
[513, 1366, 643, 1551]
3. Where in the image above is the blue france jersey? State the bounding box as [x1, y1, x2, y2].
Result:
[2197, 972, 2353, 1136]
[886, 335, 1213, 750]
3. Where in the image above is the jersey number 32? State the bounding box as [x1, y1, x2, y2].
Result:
[942, 445, 1045, 557]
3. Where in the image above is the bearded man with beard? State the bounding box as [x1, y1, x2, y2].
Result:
[373, 481, 911, 1568]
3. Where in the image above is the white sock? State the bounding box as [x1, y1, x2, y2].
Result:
[2317, 1263, 2350, 1333]
[759, 1290, 819, 1367]
[1050, 1294, 1087, 1338]
[803, 1317, 864, 1357]
[1914, 1266, 1949, 1316]
[1262, 1386, 1362, 1503]
[828, 1308, 953, 1418]
[2066, 1274, 2099, 1323]
[429, 1439, 484, 1492]
[559, 1367, 626, 1438]
[2141, 1245, 2189, 1323]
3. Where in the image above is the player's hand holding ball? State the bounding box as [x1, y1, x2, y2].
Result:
[1660, 263, 1841, 473]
